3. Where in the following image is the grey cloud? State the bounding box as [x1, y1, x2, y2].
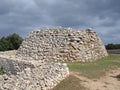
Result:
[0, 0, 120, 44]
[0, 0, 14, 15]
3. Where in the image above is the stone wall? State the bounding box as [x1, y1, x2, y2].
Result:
[0, 63, 69, 90]
[0, 50, 69, 90]
[0, 50, 16, 58]
[0, 27, 108, 90]
[0, 57, 35, 75]
[16, 27, 108, 62]
[0, 48, 69, 90]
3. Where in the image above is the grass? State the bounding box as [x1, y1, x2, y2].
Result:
[53, 54, 120, 90]
[68, 54, 120, 78]
[0, 67, 4, 75]
[52, 75, 88, 90]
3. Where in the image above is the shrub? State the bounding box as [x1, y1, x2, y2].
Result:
[0, 33, 23, 51]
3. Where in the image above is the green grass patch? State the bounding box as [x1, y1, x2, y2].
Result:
[68, 54, 120, 78]
[0, 68, 4, 75]
[52, 75, 88, 90]
[53, 54, 120, 90]
[0, 71, 4, 75]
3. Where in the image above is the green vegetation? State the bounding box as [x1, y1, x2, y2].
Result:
[52, 75, 88, 90]
[0, 33, 23, 51]
[0, 68, 4, 75]
[53, 54, 120, 90]
[68, 54, 120, 78]
[106, 43, 120, 50]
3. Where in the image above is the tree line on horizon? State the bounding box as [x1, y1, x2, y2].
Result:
[105, 43, 120, 50]
[0, 33, 23, 51]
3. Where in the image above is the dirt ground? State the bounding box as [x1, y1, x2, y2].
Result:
[71, 68, 120, 90]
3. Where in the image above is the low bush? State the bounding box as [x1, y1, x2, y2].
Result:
[0, 33, 23, 51]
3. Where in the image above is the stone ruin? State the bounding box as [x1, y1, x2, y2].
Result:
[0, 27, 108, 90]
[17, 27, 108, 62]
[0, 51, 69, 90]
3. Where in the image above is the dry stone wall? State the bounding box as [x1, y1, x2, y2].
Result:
[0, 27, 108, 90]
[16, 27, 108, 62]
[0, 62, 69, 90]
[0, 57, 35, 75]
[0, 49, 69, 90]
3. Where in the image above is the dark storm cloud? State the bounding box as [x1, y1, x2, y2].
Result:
[0, 0, 120, 44]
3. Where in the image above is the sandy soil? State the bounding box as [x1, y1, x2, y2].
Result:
[71, 68, 120, 90]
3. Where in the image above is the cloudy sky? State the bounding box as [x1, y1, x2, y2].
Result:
[0, 0, 120, 44]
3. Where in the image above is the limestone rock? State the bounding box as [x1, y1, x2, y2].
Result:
[16, 27, 108, 62]
[0, 63, 69, 90]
